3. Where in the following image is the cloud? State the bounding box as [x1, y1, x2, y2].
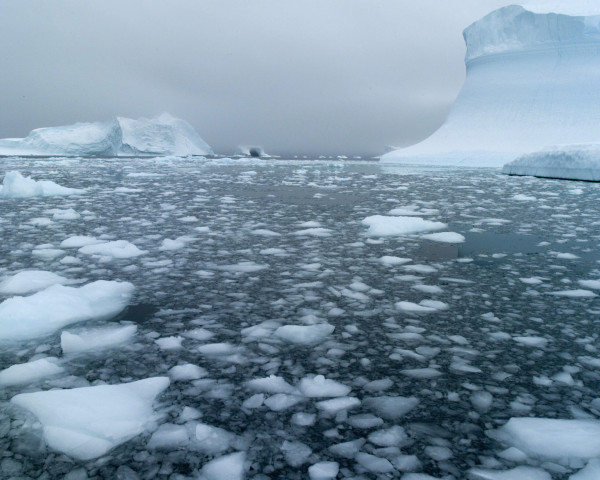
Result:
[0, 0, 517, 155]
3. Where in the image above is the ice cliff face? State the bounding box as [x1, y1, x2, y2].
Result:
[381, 4, 600, 166]
[0, 114, 213, 157]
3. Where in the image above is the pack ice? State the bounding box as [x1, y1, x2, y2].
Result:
[381, 5, 600, 166]
[11, 377, 170, 460]
[0, 113, 213, 157]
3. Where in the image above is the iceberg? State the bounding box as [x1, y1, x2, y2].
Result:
[236, 145, 268, 158]
[381, 3, 600, 167]
[502, 143, 600, 181]
[0, 113, 213, 157]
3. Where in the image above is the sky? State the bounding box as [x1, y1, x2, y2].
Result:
[0, 0, 523, 156]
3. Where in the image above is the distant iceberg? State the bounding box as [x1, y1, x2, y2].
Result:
[502, 144, 600, 181]
[236, 145, 268, 158]
[0, 113, 213, 157]
[382, 3, 600, 167]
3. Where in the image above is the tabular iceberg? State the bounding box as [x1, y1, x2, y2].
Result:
[502, 143, 600, 181]
[0, 113, 213, 157]
[381, 3, 600, 167]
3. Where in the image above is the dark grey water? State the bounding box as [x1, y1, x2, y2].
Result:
[0, 157, 599, 479]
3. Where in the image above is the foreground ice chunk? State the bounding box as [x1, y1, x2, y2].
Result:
[199, 451, 245, 480]
[0, 357, 64, 386]
[61, 324, 137, 354]
[194, 423, 235, 455]
[355, 452, 394, 473]
[79, 240, 147, 259]
[298, 375, 351, 397]
[60, 235, 105, 248]
[169, 364, 208, 381]
[11, 377, 170, 460]
[147, 423, 189, 449]
[316, 396, 361, 414]
[0, 171, 85, 198]
[246, 375, 296, 394]
[274, 324, 335, 345]
[492, 418, 600, 462]
[0, 281, 134, 341]
[469, 466, 551, 479]
[0, 270, 73, 295]
[570, 459, 600, 480]
[362, 215, 446, 237]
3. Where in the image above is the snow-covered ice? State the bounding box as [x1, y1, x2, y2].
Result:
[362, 215, 446, 237]
[0, 357, 64, 386]
[61, 324, 137, 354]
[0, 270, 74, 295]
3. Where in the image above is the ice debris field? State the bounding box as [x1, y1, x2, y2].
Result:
[0, 157, 600, 480]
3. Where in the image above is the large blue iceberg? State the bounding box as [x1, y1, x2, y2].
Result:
[0, 113, 213, 157]
[381, 3, 600, 167]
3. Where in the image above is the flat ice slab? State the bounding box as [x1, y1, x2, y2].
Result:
[0, 171, 85, 198]
[11, 377, 170, 460]
[493, 417, 600, 462]
[362, 215, 446, 237]
[502, 144, 600, 181]
[0, 281, 134, 341]
[0, 270, 74, 295]
[0, 357, 64, 386]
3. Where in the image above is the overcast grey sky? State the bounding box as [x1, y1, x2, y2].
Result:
[0, 0, 517, 156]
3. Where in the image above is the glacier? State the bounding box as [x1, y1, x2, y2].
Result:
[381, 3, 600, 167]
[0, 113, 213, 157]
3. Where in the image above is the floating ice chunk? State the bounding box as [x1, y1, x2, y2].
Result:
[347, 413, 384, 429]
[11, 377, 170, 460]
[183, 327, 214, 341]
[60, 235, 105, 248]
[260, 248, 287, 255]
[79, 240, 147, 259]
[242, 393, 264, 409]
[364, 396, 419, 420]
[513, 336, 548, 348]
[251, 229, 281, 237]
[217, 262, 267, 273]
[363, 378, 394, 392]
[274, 324, 335, 345]
[512, 194, 536, 201]
[379, 256, 412, 266]
[579, 280, 600, 290]
[469, 466, 551, 479]
[570, 459, 600, 480]
[316, 397, 361, 414]
[0, 357, 64, 386]
[197, 342, 235, 356]
[194, 423, 235, 455]
[308, 461, 339, 480]
[355, 452, 394, 473]
[155, 336, 184, 350]
[368, 425, 408, 447]
[293, 228, 332, 237]
[198, 451, 245, 480]
[147, 423, 189, 449]
[159, 238, 186, 251]
[61, 324, 137, 354]
[548, 289, 596, 298]
[556, 252, 579, 260]
[401, 474, 441, 480]
[421, 232, 465, 243]
[329, 438, 366, 458]
[292, 412, 317, 426]
[0, 270, 73, 295]
[169, 364, 208, 381]
[388, 206, 438, 216]
[281, 440, 312, 467]
[400, 368, 442, 379]
[52, 208, 80, 220]
[246, 375, 296, 394]
[471, 391, 493, 413]
[264, 393, 305, 411]
[362, 215, 446, 237]
[0, 171, 85, 198]
[520, 277, 544, 285]
[298, 375, 351, 397]
[492, 418, 600, 462]
[403, 264, 437, 274]
[396, 300, 447, 314]
[412, 284, 443, 294]
[0, 281, 134, 341]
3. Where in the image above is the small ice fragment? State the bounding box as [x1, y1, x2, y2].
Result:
[308, 461, 339, 480]
[368, 426, 408, 447]
[0, 270, 73, 295]
[281, 440, 312, 467]
[155, 336, 184, 350]
[79, 240, 147, 259]
[468, 466, 551, 480]
[198, 451, 245, 480]
[364, 396, 419, 420]
[264, 394, 304, 411]
[274, 324, 334, 345]
[169, 364, 208, 381]
[298, 375, 351, 397]
[61, 325, 137, 354]
[379, 256, 412, 266]
[147, 423, 189, 449]
[362, 215, 446, 237]
[355, 452, 394, 473]
[316, 397, 361, 414]
[421, 232, 465, 243]
[246, 375, 296, 394]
